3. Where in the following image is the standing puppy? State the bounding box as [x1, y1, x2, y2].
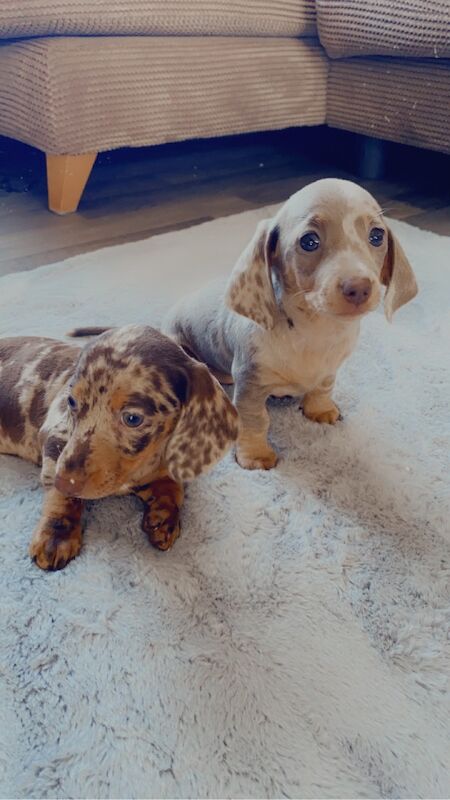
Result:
[163, 179, 417, 469]
[0, 326, 238, 569]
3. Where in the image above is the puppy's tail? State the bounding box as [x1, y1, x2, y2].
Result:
[67, 326, 112, 338]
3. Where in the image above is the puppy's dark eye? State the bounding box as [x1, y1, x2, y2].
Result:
[369, 227, 385, 247]
[122, 411, 144, 428]
[300, 232, 320, 252]
[67, 395, 77, 411]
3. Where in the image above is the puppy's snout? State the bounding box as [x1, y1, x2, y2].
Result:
[340, 277, 372, 307]
[54, 472, 85, 497]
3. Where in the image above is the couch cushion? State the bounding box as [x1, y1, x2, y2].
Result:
[317, 0, 450, 59]
[0, 0, 316, 38]
[327, 57, 450, 155]
[0, 36, 327, 153]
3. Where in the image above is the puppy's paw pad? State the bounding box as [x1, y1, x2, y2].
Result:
[142, 505, 181, 551]
[303, 405, 341, 425]
[236, 449, 278, 470]
[29, 525, 82, 570]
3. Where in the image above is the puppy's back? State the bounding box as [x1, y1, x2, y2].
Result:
[162, 278, 244, 375]
[0, 337, 79, 462]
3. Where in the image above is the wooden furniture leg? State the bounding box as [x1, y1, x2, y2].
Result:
[46, 152, 97, 214]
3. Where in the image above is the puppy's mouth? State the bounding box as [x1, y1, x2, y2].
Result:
[54, 472, 117, 500]
[74, 488, 113, 500]
[300, 301, 372, 320]
[336, 304, 373, 318]
[301, 293, 378, 320]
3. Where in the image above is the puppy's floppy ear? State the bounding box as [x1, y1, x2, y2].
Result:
[381, 226, 418, 321]
[226, 218, 280, 329]
[164, 362, 239, 483]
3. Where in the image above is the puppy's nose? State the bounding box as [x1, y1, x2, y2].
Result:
[54, 473, 85, 497]
[341, 277, 372, 306]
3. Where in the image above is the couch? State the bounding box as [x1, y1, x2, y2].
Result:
[0, 0, 448, 214]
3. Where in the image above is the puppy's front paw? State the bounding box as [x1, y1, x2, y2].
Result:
[29, 519, 82, 570]
[303, 402, 342, 425]
[142, 502, 181, 551]
[236, 447, 278, 471]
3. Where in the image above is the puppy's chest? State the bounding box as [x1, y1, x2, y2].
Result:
[258, 322, 358, 392]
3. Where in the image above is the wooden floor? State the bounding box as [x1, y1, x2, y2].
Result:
[0, 127, 449, 277]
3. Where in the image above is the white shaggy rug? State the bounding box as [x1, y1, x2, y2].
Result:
[0, 206, 449, 800]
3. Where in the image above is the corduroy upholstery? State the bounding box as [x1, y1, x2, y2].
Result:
[0, 37, 328, 154]
[0, 0, 317, 38]
[0, 0, 449, 212]
[316, 0, 450, 60]
[327, 57, 450, 155]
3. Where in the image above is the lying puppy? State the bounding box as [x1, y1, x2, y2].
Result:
[0, 325, 238, 569]
[163, 178, 418, 469]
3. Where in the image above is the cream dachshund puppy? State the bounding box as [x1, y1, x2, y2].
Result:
[163, 178, 418, 470]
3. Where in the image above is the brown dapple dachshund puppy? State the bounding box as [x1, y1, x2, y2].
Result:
[0, 325, 238, 570]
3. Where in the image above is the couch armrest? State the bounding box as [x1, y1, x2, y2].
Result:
[317, 0, 450, 60]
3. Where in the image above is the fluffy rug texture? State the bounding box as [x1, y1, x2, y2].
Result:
[0, 207, 449, 800]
